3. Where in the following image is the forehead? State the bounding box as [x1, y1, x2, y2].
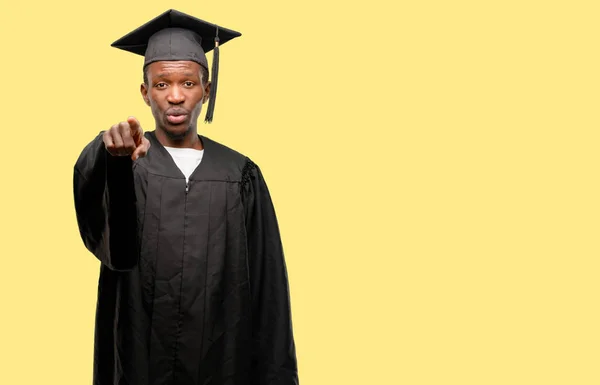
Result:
[146, 60, 202, 76]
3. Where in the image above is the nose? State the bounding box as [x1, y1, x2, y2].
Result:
[166, 85, 185, 104]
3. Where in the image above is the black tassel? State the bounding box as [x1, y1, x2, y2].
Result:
[205, 27, 220, 123]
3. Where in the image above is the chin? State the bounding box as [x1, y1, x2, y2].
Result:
[162, 123, 192, 140]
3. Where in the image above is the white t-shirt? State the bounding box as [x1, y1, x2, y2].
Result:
[164, 146, 204, 184]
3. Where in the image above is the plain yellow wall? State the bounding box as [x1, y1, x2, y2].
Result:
[1, 1, 599, 384]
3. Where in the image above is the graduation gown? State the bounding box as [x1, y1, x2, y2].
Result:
[73, 131, 298, 385]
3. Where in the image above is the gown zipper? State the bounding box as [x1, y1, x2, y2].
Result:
[174, 177, 189, 382]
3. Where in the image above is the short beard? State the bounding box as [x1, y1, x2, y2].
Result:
[162, 122, 193, 141]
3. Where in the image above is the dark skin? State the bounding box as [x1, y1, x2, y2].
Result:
[103, 60, 210, 159]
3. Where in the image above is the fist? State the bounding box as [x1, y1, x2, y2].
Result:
[104, 116, 151, 161]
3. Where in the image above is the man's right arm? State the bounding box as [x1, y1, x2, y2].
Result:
[73, 132, 139, 271]
[73, 117, 149, 271]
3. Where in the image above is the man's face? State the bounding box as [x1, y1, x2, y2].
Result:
[141, 60, 210, 139]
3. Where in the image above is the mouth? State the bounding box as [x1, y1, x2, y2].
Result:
[166, 110, 188, 125]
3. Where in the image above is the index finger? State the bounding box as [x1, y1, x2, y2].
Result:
[127, 116, 143, 144]
[127, 116, 140, 131]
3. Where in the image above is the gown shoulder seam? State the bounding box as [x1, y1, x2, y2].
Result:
[240, 157, 257, 190]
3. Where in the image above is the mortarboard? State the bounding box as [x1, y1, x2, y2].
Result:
[111, 9, 242, 123]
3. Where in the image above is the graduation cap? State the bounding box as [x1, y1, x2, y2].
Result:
[111, 9, 242, 123]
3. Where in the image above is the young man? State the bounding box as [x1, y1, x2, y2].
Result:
[73, 9, 299, 385]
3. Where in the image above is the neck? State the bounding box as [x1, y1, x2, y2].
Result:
[155, 125, 204, 150]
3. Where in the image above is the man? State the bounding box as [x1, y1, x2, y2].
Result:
[73, 9, 299, 385]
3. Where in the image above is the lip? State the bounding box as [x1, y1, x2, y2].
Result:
[166, 109, 188, 116]
[166, 114, 188, 124]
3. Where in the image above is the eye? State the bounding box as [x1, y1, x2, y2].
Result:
[155, 83, 167, 89]
[184, 81, 195, 87]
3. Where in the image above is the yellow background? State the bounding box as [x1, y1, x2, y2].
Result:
[1, 0, 599, 383]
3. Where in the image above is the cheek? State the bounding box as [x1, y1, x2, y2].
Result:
[148, 97, 163, 116]
[148, 92, 161, 108]
[193, 89, 206, 103]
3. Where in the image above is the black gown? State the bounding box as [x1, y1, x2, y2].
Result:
[73, 130, 298, 385]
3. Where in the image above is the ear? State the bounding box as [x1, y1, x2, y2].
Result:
[140, 83, 150, 106]
[202, 81, 211, 104]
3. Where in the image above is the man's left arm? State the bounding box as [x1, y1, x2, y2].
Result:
[242, 159, 299, 385]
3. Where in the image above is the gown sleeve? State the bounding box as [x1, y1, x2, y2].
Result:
[73, 132, 139, 272]
[241, 159, 300, 385]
